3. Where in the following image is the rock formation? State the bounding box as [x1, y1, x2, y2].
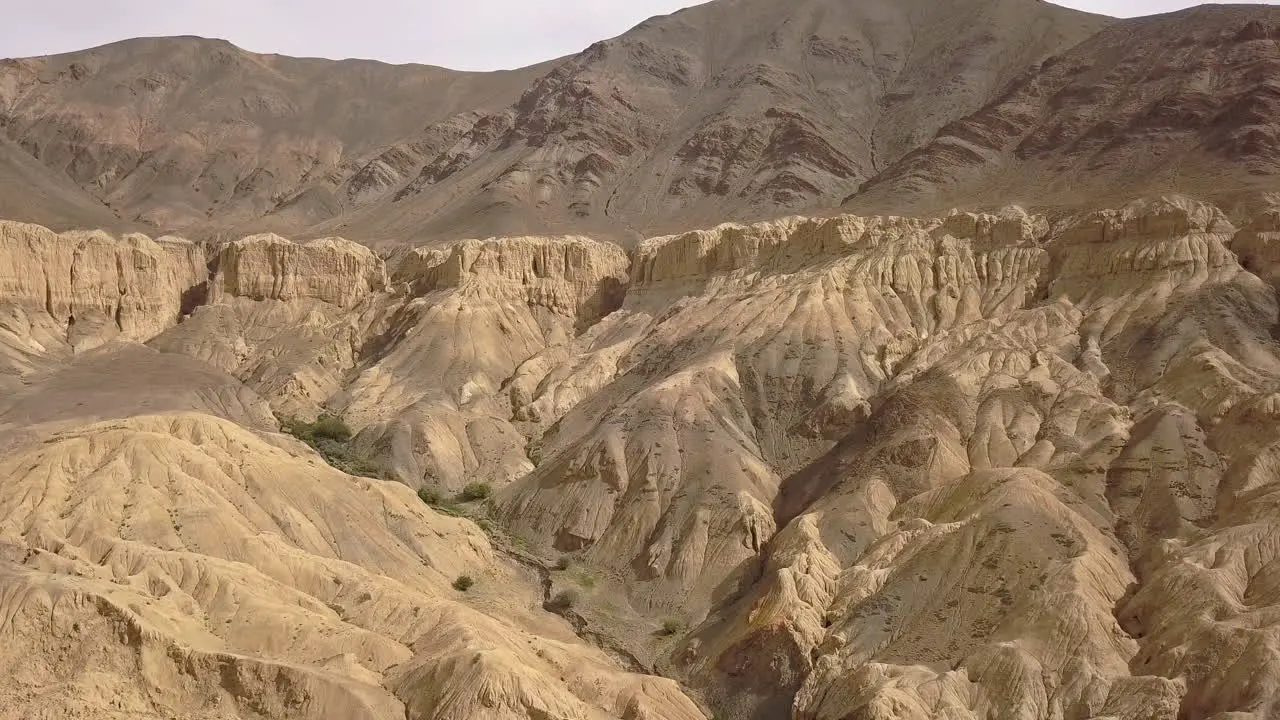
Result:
[212, 234, 389, 309]
[0, 220, 206, 350]
[0, 413, 704, 720]
[3, 191, 1280, 720]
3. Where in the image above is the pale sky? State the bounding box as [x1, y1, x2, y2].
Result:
[2, 1, 1277, 71]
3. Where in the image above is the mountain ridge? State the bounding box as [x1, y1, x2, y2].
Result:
[0, 0, 1111, 245]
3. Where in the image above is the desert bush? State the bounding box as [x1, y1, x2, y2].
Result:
[546, 589, 578, 611]
[459, 482, 493, 502]
[309, 413, 353, 442]
[283, 413, 352, 443]
[418, 488, 441, 505]
[453, 575, 475, 592]
[281, 413, 380, 478]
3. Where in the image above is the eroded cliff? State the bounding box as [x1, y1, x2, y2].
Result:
[1, 197, 1280, 720]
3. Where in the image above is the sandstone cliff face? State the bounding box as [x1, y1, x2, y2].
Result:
[1230, 204, 1280, 289]
[0, 220, 206, 354]
[152, 233, 395, 422]
[0, 224, 400, 422]
[393, 235, 629, 325]
[212, 234, 389, 309]
[335, 236, 629, 493]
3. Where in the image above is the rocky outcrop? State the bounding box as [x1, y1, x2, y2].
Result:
[212, 234, 389, 309]
[393, 235, 629, 325]
[1230, 204, 1280, 288]
[0, 220, 206, 350]
[326, 236, 629, 494]
[489, 197, 1280, 719]
[497, 208, 1054, 644]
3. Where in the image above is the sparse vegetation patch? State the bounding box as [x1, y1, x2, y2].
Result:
[459, 482, 493, 502]
[281, 413, 383, 478]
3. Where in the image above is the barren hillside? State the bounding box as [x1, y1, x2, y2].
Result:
[852, 5, 1280, 217]
[1, 0, 1106, 244]
[3, 193, 1280, 719]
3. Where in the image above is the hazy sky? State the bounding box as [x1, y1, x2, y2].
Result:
[4, 1, 1277, 71]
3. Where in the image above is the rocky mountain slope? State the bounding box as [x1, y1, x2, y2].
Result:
[11, 3, 1280, 246]
[0, 37, 551, 236]
[0, 0, 1107, 244]
[852, 5, 1280, 217]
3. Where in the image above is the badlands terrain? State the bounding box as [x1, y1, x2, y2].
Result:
[2, 1, 1280, 720]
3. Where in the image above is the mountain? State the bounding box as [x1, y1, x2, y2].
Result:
[852, 4, 1280, 217]
[0, 37, 551, 236]
[312, 0, 1108, 243]
[0, 0, 1107, 244]
[6, 2, 1280, 720]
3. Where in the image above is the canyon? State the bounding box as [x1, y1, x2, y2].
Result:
[3, 0, 1280, 718]
[1, 194, 1278, 718]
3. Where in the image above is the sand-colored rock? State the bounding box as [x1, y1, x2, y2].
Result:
[0, 220, 206, 351]
[212, 234, 388, 309]
[392, 235, 629, 325]
[9, 3, 1280, 718]
[326, 236, 629, 493]
[0, 411, 706, 720]
[4, 195, 1280, 720]
[499, 210, 1052, 625]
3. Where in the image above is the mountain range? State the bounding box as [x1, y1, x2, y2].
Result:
[3, 0, 1105, 243]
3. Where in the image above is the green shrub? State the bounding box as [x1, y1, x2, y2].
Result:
[453, 575, 475, 592]
[554, 555, 572, 571]
[313, 437, 348, 458]
[418, 488, 442, 505]
[459, 482, 493, 502]
[282, 413, 352, 444]
[280, 413, 380, 478]
[310, 413, 353, 442]
[660, 618, 684, 636]
[546, 589, 577, 611]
